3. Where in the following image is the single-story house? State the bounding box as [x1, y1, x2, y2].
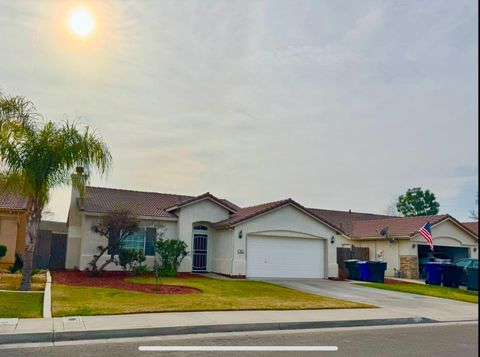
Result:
[0, 190, 28, 268]
[65, 186, 478, 279]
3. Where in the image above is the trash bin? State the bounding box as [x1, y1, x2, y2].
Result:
[344, 259, 360, 280]
[467, 267, 478, 291]
[357, 261, 371, 282]
[367, 261, 387, 283]
[442, 264, 463, 288]
[425, 262, 443, 285]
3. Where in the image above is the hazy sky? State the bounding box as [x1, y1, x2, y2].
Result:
[0, 0, 478, 222]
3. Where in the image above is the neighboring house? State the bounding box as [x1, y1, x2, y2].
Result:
[65, 186, 479, 279]
[0, 190, 28, 268]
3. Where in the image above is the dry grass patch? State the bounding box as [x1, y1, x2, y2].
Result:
[0, 270, 46, 291]
[0, 291, 43, 318]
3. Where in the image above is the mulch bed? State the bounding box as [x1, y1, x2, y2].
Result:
[51, 271, 202, 295]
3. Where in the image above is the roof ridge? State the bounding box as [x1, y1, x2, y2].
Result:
[308, 207, 391, 217]
[238, 198, 292, 211]
[86, 186, 195, 198]
[350, 214, 448, 223]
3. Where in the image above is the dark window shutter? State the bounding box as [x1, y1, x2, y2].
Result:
[145, 227, 157, 256]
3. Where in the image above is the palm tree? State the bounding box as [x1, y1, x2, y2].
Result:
[0, 93, 111, 290]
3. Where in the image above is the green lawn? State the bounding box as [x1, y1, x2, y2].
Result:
[52, 277, 373, 317]
[0, 292, 44, 318]
[357, 282, 478, 304]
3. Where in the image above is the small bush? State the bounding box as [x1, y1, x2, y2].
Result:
[0, 245, 6, 260]
[8, 254, 23, 273]
[154, 239, 188, 277]
[118, 248, 147, 275]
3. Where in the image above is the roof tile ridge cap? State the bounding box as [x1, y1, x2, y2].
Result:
[86, 185, 194, 198]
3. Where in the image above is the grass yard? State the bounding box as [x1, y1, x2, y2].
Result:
[0, 271, 46, 291]
[0, 291, 43, 318]
[357, 282, 478, 304]
[52, 277, 373, 317]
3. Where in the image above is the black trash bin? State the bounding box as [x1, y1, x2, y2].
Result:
[467, 267, 478, 291]
[366, 261, 387, 283]
[344, 260, 360, 280]
[442, 264, 463, 288]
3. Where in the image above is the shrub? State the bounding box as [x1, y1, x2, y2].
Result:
[118, 248, 147, 275]
[8, 253, 23, 273]
[154, 239, 188, 277]
[0, 244, 6, 260]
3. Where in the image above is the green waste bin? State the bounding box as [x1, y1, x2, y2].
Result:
[366, 261, 387, 283]
[442, 264, 463, 288]
[467, 267, 478, 291]
[344, 260, 360, 280]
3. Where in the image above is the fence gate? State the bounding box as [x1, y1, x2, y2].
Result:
[336, 246, 369, 279]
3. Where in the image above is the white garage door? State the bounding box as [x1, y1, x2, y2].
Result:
[247, 236, 325, 278]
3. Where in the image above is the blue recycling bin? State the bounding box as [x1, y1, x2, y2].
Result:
[357, 261, 371, 282]
[425, 262, 443, 285]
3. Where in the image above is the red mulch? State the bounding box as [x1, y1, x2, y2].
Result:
[383, 278, 411, 285]
[51, 270, 203, 295]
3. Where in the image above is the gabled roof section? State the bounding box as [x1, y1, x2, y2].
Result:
[462, 221, 478, 236]
[0, 189, 28, 211]
[348, 214, 454, 238]
[166, 192, 238, 213]
[215, 198, 343, 232]
[78, 186, 194, 218]
[308, 208, 391, 234]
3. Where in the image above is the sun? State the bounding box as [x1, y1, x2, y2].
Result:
[69, 7, 95, 37]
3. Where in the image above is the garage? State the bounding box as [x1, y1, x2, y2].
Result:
[246, 235, 325, 278]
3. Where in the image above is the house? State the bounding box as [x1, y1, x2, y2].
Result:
[65, 185, 478, 279]
[0, 190, 28, 268]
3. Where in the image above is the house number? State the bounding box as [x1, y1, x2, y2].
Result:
[237, 249, 245, 254]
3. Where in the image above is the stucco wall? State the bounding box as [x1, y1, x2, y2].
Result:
[211, 228, 234, 275]
[0, 215, 19, 267]
[231, 204, 341, 278]
[176, 200, 230, 272]
[353, 239, 401, 276]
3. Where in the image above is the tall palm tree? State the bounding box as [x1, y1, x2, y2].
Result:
[0, 93, 111, 290]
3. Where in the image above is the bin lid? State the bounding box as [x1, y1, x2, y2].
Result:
[344, 259, 360, 262]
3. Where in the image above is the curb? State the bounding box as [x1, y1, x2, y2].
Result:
[0, 317, 437, 345]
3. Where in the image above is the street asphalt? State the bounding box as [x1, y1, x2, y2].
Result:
[0, 322, 477, 357]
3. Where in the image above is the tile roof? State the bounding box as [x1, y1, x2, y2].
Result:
[79, 186, 195, 218]
[462, 221, 478, 236]
[215, 199, 293, 228]
[308, 208, 391, 234]
[166, 192, 239, 213]
[0, 190, 28, 211]
[79, 186, 239, 219]
[347, 215, 449, 238]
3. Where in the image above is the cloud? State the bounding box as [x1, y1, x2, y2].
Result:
[0, 0, 477, 221]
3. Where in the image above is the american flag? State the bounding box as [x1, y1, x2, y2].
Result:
[419, 222, 434, 251]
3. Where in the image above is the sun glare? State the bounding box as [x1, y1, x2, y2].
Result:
[69, 7, 95, 37]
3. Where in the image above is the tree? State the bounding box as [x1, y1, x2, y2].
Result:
[89, 209, 140, 275]
[0, 93, 111, 290]
[396, 187, 440, 217]
[469, 192, 478, 220]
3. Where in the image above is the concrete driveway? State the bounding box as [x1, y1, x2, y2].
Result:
[263, 279, 478, 322]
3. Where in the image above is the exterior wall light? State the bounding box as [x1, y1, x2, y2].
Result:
[412, 244, 416, 249]
[330, 236, 335, 244]
[239, 230, 243, 239]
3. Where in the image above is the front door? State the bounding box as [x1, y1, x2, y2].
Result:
[192, 229, 208, 272]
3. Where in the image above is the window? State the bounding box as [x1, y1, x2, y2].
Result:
[123, 229, 146, 251]
[107, 227, 157, 256]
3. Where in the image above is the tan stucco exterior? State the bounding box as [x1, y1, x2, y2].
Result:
[0, 210, 27, 268]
